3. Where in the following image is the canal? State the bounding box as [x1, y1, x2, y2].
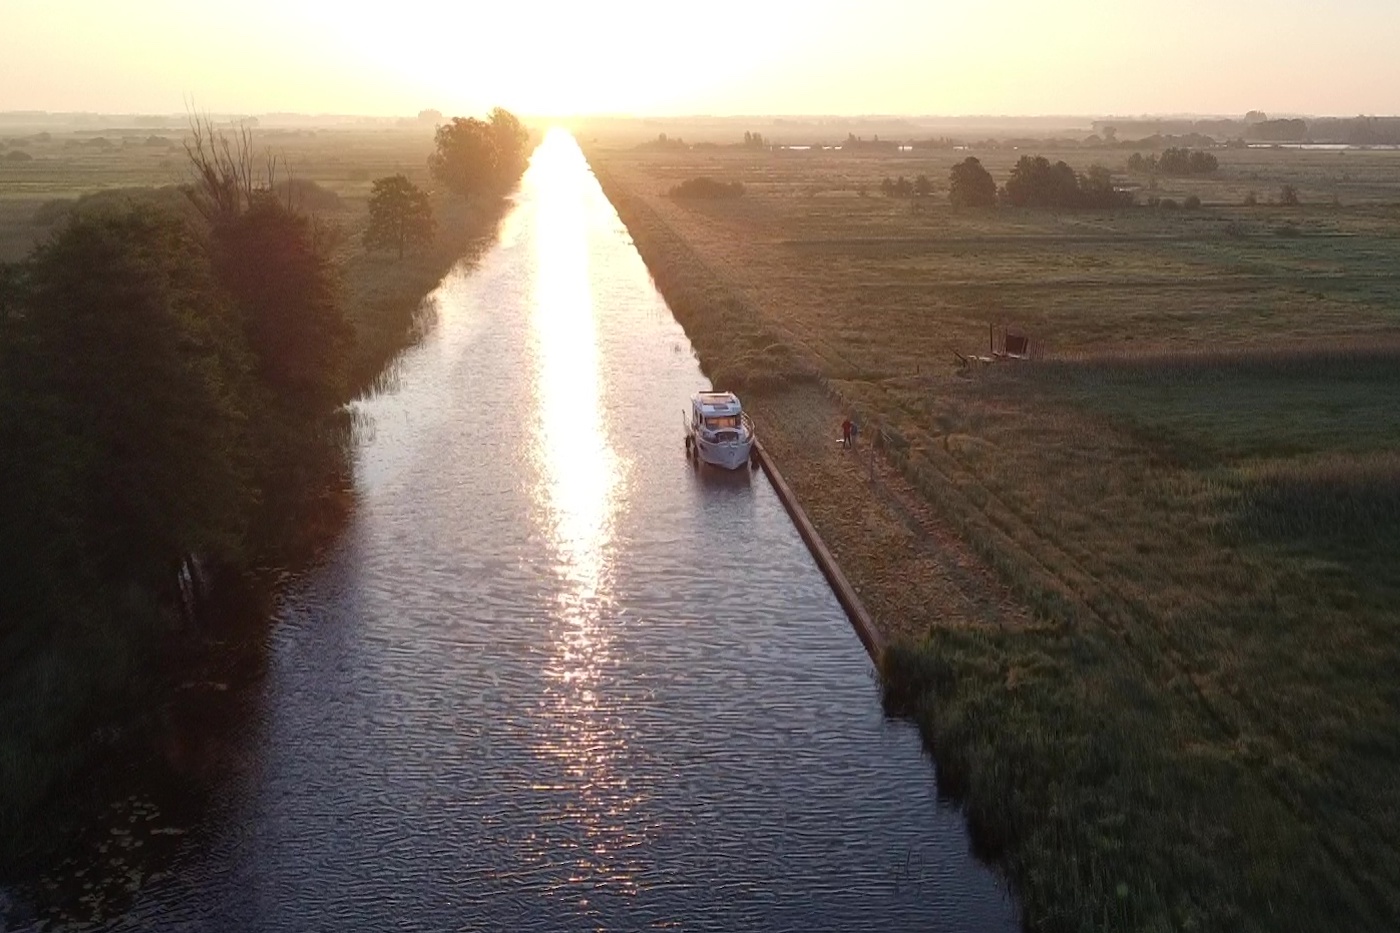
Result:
[90, 130, 1016, 931]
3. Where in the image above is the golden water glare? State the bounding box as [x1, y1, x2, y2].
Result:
[529, 131, 619, 596]
[526, 130, 641, 895]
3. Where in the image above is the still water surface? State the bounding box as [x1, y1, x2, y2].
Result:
[103, 131, 1016, 931]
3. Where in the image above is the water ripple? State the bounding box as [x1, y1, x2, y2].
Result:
[97, 132, 1016, 932]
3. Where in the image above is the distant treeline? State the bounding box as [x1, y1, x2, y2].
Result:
[0, 109, 531, 869]
[890, 156, 1132, 209]
[1094, 114, 1400, 145]
[628, 113, 1400, 155]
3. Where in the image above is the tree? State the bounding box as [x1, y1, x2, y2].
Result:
[1157, 147, 1218, 175]
[1079, 165, 1120, 207]
[913, 174, 934, 197]
[1002, 155, 1130, 209]
[1279, 184, 1300, 206]
[0, 261, 24, 329]
[948, 157, 997, 207]
[1003, 156, 1079, 208]
[488, 107, 530, 182]
[183, 114, 263, 224]
[18, 207, 253, 589]
[1187, 150, 1219, 174]
[429, 117, 500, 198]
[428, 109, 530, 197]
[364, 175, 435, 259]
[212, 195, 351, 410]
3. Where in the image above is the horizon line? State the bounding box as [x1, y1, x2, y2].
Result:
[4, 109, 1400, 122]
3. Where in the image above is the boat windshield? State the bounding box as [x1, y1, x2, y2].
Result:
[705, 415, 741, 429]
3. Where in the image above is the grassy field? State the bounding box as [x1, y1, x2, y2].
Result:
[589, 142, 1400, 932]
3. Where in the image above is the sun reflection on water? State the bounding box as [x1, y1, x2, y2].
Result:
[529, 130, 618, 596]
[524, 130, 643, 897]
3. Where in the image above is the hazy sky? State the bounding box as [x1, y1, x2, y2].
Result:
[3, 0, 1398, 116]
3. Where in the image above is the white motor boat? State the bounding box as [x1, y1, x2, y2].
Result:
[684, 391, 757, 470]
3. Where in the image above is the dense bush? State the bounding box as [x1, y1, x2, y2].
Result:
[1003, 156, 1132, 209]
[275, 177, 342, 212]
[1128, 147, 1218, 175]
[948, 157, 997, 207]
[669, 176, 744, 199]
[880, 176, 914, 198]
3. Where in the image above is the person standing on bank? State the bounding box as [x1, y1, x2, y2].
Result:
[841, 418, 853, 448]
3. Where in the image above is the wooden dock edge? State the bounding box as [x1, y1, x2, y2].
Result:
[753, 440, 886, 663]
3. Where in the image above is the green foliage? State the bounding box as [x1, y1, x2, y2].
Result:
[1004, 155, 1133, 209]
[487, 107, 530, 182]
[879, 175, 914, 198]
[429, 117, 497, 197]
[211, 195, 352, 411]
[30, 186, 194, 229]
[364, 174, 435, 260]
[15, 208, 252, 591]
[0, 260, 24, 324]
[274, 177, 342, 213]
[912, 173, 933, 197]
[428, 108, 530, 198]
[668, 176, 744, 199]
[0, 117, 388, 868]
[1129, 147, 1218, 175]
[948, 156, 997, 207]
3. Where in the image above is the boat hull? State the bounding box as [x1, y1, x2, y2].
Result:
[695, 435, 753, 470]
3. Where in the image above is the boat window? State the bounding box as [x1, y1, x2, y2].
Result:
[706, 415, 740, 429]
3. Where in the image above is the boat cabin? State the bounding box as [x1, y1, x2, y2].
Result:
[690, 391, 745, 440]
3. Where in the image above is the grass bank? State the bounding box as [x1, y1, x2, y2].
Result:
[339, 193, 508, 395]
[588, 147, 1400, 932]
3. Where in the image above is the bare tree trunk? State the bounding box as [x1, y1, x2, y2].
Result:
[183, 114, 281, 224]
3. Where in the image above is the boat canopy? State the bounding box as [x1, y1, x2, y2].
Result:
[691, 391, 743, 418]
